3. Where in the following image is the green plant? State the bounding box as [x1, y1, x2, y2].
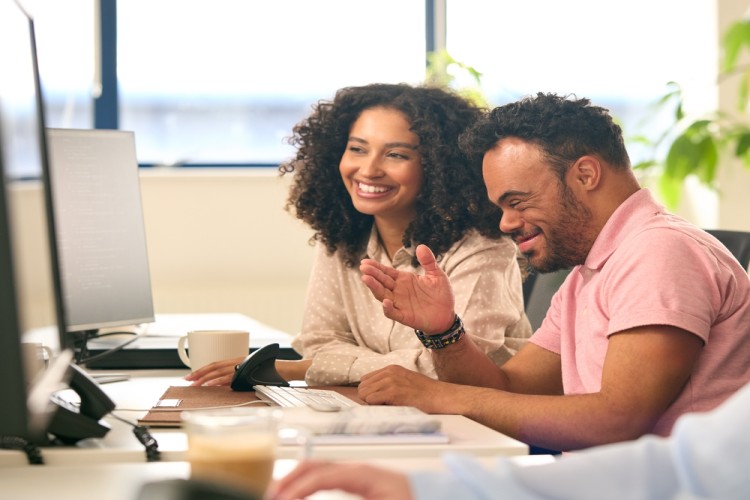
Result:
[425, 49, 489, 108]
[634, 18, 750, 209]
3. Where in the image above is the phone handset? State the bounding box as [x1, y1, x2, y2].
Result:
[46, 363, 116, 444]
[230, 343, 289, 391]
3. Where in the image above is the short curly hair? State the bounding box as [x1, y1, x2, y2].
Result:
[459, 93, 631, 183]
[279, 83, 503, 267]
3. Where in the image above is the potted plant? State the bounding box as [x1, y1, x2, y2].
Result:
[425, 49, 489, 108]
[634, 17, 750, 209]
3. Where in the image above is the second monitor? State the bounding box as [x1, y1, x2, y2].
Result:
[47, 128, 154, 356]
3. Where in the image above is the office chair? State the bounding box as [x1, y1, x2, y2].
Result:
[523, 268, 573, 332]
[520, 268, 572, 456]
[705, 229, 750, 270]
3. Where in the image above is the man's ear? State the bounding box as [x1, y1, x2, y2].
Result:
[567, 155, 601, 192]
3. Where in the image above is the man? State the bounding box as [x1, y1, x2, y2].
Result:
[269, 380, 750, 500]
[354, 93, 750, 452]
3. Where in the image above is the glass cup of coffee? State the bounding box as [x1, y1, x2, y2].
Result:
[182, 407, 306, 497]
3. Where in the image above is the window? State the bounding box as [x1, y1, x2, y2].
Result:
[117, 0, 426, 166]
[29, 0, 95, 131]
[29, 0, 426, 166]
[445, 0, 717, 165]
[26, 0, 719, 171]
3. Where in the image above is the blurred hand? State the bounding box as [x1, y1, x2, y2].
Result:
[268, 460, 412, 500]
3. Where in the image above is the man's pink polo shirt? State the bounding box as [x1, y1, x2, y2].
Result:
[530, 188, 750, 435]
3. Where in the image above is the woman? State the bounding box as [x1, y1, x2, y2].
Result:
[186, 83, 531, 386]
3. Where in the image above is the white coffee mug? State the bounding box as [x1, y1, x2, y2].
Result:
[177, 330, 250, 370]
[21, 342, 53, 387]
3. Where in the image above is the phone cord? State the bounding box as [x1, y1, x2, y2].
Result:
[0, 436, 44, 464]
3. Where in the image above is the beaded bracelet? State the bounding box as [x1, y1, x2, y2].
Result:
[414, 315, 465, 349]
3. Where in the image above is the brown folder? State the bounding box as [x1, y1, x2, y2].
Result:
[138, 385, 364, 428]
[138, 386, 263, 427]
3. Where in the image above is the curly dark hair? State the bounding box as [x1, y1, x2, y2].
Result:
[459, 92, 631, 183]
[279, 83, 504, 267]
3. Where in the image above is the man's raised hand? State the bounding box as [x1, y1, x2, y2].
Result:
[360, 244, 456, 333]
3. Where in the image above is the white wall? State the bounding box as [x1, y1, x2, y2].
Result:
[139, 168, 315, 335]
[717, 0, 750, 232]
[15, 169, 315, 336]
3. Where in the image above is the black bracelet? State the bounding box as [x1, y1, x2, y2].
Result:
[414, 315, 465, 349]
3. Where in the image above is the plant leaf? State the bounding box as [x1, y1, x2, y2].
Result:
[665, 133, 700, 180]
[658, 171, 683, 209]
[739, 70, 750, 112]
[722, 20, 750, 71]
[735, 131, 750, 156]
[633, 159, 659, 170]
[693, 136, 719, 185]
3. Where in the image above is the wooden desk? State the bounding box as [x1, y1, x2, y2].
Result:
[0, 370, 528, 467]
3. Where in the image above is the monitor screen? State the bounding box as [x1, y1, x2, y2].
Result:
[0, 0, 67, 441]
[46, 128, 155, 340]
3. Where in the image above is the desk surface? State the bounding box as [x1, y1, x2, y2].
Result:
[0, 370, 528, 466]
[0, 455, 555, 500]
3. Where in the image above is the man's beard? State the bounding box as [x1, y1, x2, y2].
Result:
[522, 185, 594, 274]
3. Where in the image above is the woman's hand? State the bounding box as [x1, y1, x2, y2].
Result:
[185, 358, 313, 385]
[184, 356, 244, 386]
[275, 359, 313, 381]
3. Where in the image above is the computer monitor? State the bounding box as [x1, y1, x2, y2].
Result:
[0, 0, 68, 441]
[46, 128, 155, 357]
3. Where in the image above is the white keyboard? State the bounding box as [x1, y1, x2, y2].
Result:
[254, 385, 360, 412]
